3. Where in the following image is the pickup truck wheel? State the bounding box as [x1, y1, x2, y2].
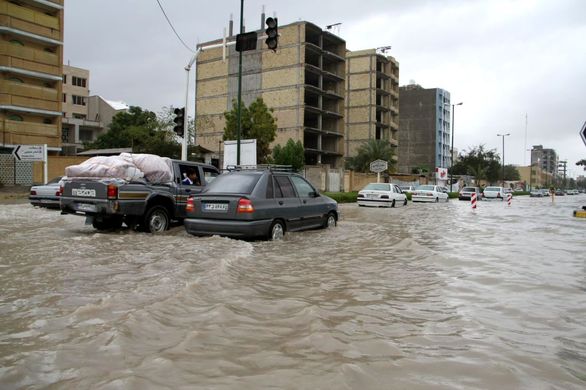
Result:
[143, 206, 170, 233]
[92, 216, 122, 231]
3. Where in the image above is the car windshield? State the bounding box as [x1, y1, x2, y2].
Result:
[204, 172, 261, 194]
[399, 186, 411, 190]
[485, 187, 501, 191]
[363, 183, 390, 191]
[47, 176, 62, 185]
[462, 187, 476, 192]
[417, 185, 435, 191]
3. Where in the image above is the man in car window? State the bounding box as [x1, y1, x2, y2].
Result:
[182, 168, 200, 186]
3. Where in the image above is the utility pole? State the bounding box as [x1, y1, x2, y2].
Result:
[236, 0, 244, 165]
[558, 160, 567, 191]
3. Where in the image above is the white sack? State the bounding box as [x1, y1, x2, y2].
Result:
[119, 153, 173, 183]
[65, 155, 144, 181]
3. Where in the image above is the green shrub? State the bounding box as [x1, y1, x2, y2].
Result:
[323, 191, 357, 203]
[513, 191, 529, 196]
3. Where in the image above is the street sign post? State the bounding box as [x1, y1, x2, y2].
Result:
[12, 145, 45, 161]
[369, 159, 388, 183]
[12, 144, 48, 183]
[580, 121, 586, 148]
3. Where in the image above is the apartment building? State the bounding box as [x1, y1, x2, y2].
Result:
[0, 0, 64, 153]
[345, 48, 399, 160]
[195, 21, 346, 168]
[61, 65, 129, 155]
[530, 145, 558, 177]
[398, 84, 452, 174]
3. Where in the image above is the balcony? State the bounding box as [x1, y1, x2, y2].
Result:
[0, 80, 59, 111]
[1, 118, 59, 137]
[0, 52, 61, 76]
[0, 2, 60, 31]
[0, 41, 59, 66]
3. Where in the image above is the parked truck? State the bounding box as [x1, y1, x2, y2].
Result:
[60, 159, 220, 233]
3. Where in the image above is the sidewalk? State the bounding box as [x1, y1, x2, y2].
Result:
[0, 185, 30, 204]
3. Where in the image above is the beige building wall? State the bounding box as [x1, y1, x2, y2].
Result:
[62, 65, 89, 118]
[0, 0, 64, 152]
[345, 49, 399, 165]
[195, 21, 346, 167]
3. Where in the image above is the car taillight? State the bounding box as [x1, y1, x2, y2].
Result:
[237, 198, 254, 213]
[60, 185, 64, 195]
[186, 195, 194, 212]
[55, 190, 61, 196]
[107, 184, 118, 199]
[30, 190, 37, 195]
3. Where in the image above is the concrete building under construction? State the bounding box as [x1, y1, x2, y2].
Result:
[345, 48, 399, 162]
[195, 20, 346, 167]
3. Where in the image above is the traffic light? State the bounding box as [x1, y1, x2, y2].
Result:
[173, 107, 185, 137]
[265, 17, 278, 51]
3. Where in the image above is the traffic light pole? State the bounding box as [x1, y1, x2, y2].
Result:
[182, 49, 200, 161]
[236, 0, 244, 165]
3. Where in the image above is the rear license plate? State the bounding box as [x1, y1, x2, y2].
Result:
[204, 203, 228, 212]
[76, 203, 97, 212]
[367, 194, 377, 199]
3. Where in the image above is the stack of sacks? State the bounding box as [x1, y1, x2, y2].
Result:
[65, 156, 144, 181]
[119, 153, 173, 183]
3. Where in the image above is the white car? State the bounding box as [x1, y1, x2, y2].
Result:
[399, 185, 416, 194]
[483, 186, 506, 200]
[357, 183, 408, 208]
[29, 176, 63, 208]
[411, 185, 449, 203]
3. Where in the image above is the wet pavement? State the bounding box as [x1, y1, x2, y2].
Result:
[1, 195, 585, 389]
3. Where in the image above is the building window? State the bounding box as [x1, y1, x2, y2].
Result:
[44, 48, 55, 53]
[72, 95, 86, 106]
[62, 93, 66, 103]
[8, 114, 24, 121]
[62, 127, 69, 142]
[72, 76, 87, 88]
[63, 74, 67, 83]
[43, 118, 52, 124]
[73, 114, 86, 120]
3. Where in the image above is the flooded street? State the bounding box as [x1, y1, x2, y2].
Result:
[1, 196, 585, 389]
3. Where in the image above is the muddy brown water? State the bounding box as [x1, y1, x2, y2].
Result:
[1, 196, 585, 389]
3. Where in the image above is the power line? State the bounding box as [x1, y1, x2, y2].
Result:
[155, 0, 195, 53]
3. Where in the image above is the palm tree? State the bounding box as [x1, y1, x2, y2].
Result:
[347, 139, 395, 173]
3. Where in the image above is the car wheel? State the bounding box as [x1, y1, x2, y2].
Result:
[403, 198, 408, 206]
[143, 205, 170, 233]
[269, 220, 285, 240]
[391, 199, 396, 208]
[323, 212, 337, 229]
[92, 216, 122, 231]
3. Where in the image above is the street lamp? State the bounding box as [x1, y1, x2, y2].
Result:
[497, 133, 510, 186]
[446, 102, 463, 192]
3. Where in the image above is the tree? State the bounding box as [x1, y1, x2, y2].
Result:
[504, 164, 520, 181]
[576, 159, 586, 166]
[223, 98, 277, 164]
[346, 139, 395, 173]
[85, 106, 181, 158]
[451, 145, 501, 184]
[272, 139, 305, 171]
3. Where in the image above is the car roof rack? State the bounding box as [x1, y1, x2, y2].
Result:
[225, 164, 294, 173]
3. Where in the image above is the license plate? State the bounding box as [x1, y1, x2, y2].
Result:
[76, 203, 97, 212]
[204, 203, 228, 212]
[367, 194, 377, 199]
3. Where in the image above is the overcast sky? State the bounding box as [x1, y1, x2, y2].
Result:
[64, 0, 586, 177]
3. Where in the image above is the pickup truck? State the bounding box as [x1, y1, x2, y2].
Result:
[60, 160, 220, 233]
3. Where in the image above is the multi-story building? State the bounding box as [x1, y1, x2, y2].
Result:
[530, 145, 558, 178]
[345, 48, 399, 162]
[0, 0, 64, 154]
[195, 20, 346, 167]
[398, 84, 452, 174]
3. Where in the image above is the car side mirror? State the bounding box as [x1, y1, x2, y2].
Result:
[310, 191, 319, 198]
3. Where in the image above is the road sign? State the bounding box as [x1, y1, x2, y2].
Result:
[369, 159, 388, 173]
[12, 145, 45, 161]
[580, 121, 586, 147]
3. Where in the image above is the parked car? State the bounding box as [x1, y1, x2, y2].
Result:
[411, 185, 449, 203]
[357, 183, 408, 208]
[483, 186, 506, 200]
[530, 189, 543, 197]
[29, 176, 63, 208]
[399, 185, 416, 194]
[184, 169, 338, 240]
[555, 189, 565, 196]
[540, 189, 551, 197]
[503, 188, 513, 197]
[458, 186, 483, 201]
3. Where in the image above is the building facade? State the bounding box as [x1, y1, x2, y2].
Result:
[195, 21, 346, 167]
[398, 85, 451, 174]
[0, 0, 64, 153]
[530, 145, 558, 180]
[345, 48, 399, 161]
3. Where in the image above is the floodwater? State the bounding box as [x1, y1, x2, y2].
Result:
[0, 195, 585, 389]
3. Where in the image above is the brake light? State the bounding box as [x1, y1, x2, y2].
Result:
[237, 198, 255, 213]
[186, 195, 194, 212]
[30, 190, 37, 195]
[107, 184, 118, 199]
[55, 190, 61, 196]
[59, 185, 64, 195]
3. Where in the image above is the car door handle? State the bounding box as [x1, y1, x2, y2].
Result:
[302, 200, 307, 204]
[278, 201, 284, 205]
